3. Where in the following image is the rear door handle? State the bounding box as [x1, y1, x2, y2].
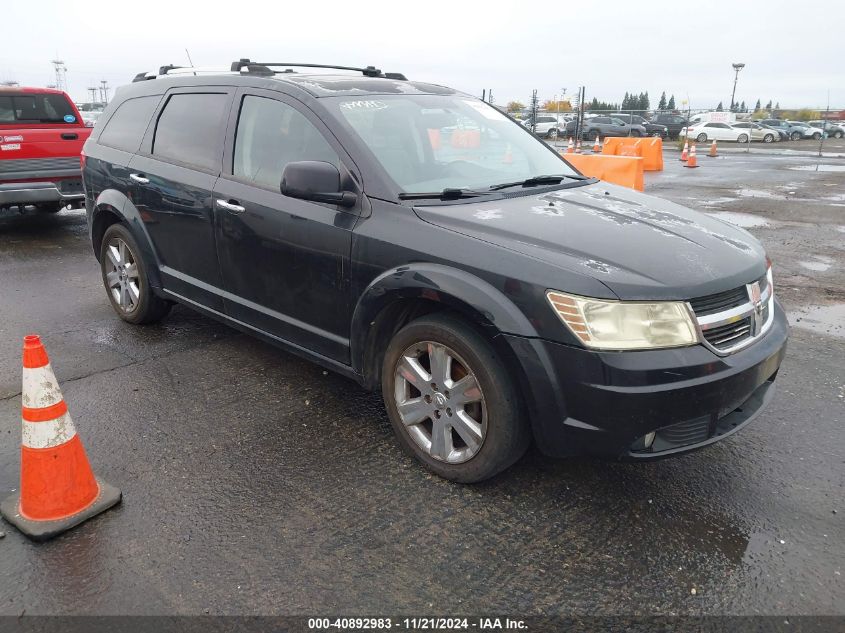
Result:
[61, 133, 78, 140]
[129, 173, 150, 184]
[216, 199, 245, 214]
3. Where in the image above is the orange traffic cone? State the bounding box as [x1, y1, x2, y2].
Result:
[708, 140, 718, 157]
[685, 143, 699, 168]
[680, 140, 689, 161]
[593, 136, 602, 153]
[1, 335, 121, 541]
[566, 137, 574, 154]
[575, 139, 582, 153]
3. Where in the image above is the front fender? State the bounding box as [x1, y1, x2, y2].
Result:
[350, 262, 539, 376]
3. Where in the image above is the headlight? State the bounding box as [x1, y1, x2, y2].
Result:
[546, 291, 700, 350]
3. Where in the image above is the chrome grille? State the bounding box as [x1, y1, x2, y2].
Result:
[689, 272, 774, 354]
[0, 157, 80, 174]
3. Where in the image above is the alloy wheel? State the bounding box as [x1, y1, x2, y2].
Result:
[105, 237, 140, 313]
[393, 341, 487, 464]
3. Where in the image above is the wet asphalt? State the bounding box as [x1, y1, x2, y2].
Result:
[0, 150, 842, 617]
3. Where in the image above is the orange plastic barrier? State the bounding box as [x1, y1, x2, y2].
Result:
[602, 137, 663, 171]
[562, 152, 644, 192]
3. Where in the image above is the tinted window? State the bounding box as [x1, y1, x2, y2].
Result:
[234, 96, 339, 190]
[0, 92, 76, 124]
[153, 93, 229, 171]
[98, 96, 160, 152]
[610, 118, 625, 125]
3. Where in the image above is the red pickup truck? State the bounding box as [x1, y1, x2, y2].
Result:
[0, 87, 91, 212]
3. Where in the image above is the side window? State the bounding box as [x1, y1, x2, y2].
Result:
[611, 118, 625, 125]
[233, 96, 339, 190]
[98, 96, 160, 153]
[153, 93, 230, 171]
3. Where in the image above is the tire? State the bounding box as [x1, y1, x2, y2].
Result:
[737, 134, 749, 144]
[630, 129, 642, 137]
[835, 131, 844, 139]
[812, 132, 822, 140]
[35, 202, 64, 213]
[696, 133, 708, 143]
[99, 223, 172, 325]
[546, 128, 558, 140]
[589, 129, 601, 141]
[763, 133, 774, 143]
[381, 314, 529, 483]
[790, 131, 801, 141]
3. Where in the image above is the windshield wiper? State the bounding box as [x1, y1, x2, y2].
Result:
[488, 174, 588, 191]
[398, 188, 487, 201]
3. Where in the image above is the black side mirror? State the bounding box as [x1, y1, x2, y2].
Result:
[281, 161, 356, 208]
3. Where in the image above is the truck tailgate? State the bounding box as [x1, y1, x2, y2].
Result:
[1, 127, 90, 180]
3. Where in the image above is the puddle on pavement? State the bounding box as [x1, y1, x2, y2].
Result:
[799, 260, 832, 272]
[707, 211, 772, 228]
[788, 304, 845, 338]
[737, 188, 786, 200]
[789, 164, 845, 172]
[699, 197, 737, 208]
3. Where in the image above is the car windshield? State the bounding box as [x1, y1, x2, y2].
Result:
[331, 95, 577, 194]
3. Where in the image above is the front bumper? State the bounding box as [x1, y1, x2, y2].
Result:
[0, 180, 85, 206]
[503, 299, 789, 459]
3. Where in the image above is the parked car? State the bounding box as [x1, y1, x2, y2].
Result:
[565, 116, 647, 140]
[758, 123, 789, 141]
[787, 121, 821, 140]
[0, 87, 90, 212]
[680, 122, 750, 143]
[83, 60, 787, 483]
[650, 112, 689, 139]
[759, 119, 807, 141]
[611, 113, 668, 138]
[808, 120, 845, 138]
[730, 122, 779, 143]
[521, 114, 564, 139]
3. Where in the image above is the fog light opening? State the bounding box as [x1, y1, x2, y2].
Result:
[643, 431, 656, 449]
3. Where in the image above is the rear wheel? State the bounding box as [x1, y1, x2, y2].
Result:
[99, 223, 172, 325]
[382, 314, 529, 483]
[737, 134, 749, 143]
[630, 129, 642, 137]
[835, 131, 844, 139]
[790, 131, 802, 141]
[812, 132, 822, 140]
[589, 129, 601, 141]
[546, 128, 558, 140]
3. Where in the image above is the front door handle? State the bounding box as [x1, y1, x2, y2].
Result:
[216, 198, 245, 214]
[130, 173, 150, 184]
[61, 133, 78, 140]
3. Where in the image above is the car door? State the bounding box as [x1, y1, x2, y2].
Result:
[128, 88, 235, 311]
[212, 89, 359, 363]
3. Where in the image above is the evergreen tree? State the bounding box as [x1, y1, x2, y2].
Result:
[765, 100, 772, 109]
[716, 101, 723, 112]
[667, 95, 676, 110]
[740, 100, 746, 112]
[622, 92, 630, 110]
[658, 91, 667, 110]
[754, 99, 761, 111]
[640, 92, 650, 112]
[775, 101, 780, 109]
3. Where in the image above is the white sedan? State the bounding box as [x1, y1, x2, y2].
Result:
[679, 122, 750, 143]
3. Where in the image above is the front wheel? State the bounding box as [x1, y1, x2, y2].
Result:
[763, 133, 774, 143]
[812, 132, 822, 140]
[630, 129, 642, 137]
[696, 133, 708, 143]
[589, 129, 601, 141]
[99, 223, 172, 324]
[382, 314, 529, 483]
[835, 131, 844, 139]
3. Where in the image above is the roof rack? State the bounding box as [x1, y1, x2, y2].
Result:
[230, 59, 407, 81]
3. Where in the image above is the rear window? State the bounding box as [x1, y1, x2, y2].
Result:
[0, 92, 77, 124]
[98, 96, 161, 153]
[152, 93, 230, 171]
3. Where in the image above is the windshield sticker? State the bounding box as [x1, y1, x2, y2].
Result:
[1, 135, 23, 142]
[461, 100, 507, 121]
[473, 209, 503, 220]
[340, 100, 388, 110]
[1, 143, 21, 151]
[63, 114, 76, 123]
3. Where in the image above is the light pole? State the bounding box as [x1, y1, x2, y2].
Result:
[729, 62, 745, 112]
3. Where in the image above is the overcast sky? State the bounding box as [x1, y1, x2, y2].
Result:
[2, 0, 842, 110]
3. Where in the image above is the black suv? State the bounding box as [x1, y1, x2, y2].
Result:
[650, 113, 689, 139]
[82, 60, 788, 482]
[611, 113, 668, 138]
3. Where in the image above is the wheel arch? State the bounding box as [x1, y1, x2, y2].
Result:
[350, 263, 538, 391]
[90, 189, 163, 289]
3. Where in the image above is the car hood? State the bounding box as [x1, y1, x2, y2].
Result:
[412, 182, 767, 300]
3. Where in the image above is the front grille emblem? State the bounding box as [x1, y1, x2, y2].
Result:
[748, 281, 764, 335]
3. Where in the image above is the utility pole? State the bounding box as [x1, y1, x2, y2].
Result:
[99, 80, 110, 104]
[88, 87, 99, 104]
[729, 62, 745, 112]
[488, 90, 494, 106]
[529, 89, 539, 134]
[50, 59, 67, 92]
